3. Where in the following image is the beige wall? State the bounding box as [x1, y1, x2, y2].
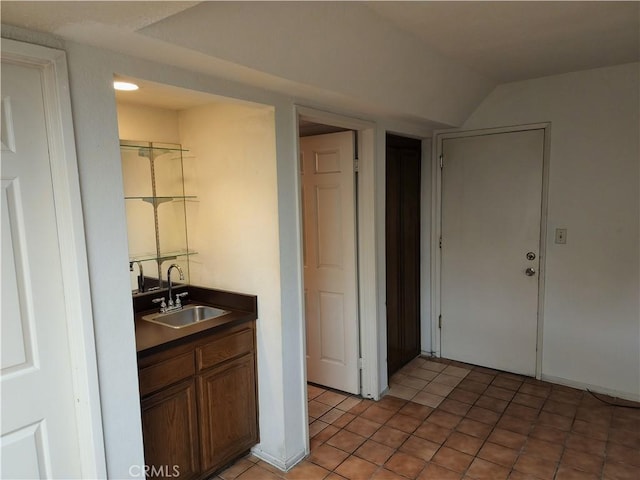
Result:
[117, 102, 181, 144]
[178, 102, 280, 292]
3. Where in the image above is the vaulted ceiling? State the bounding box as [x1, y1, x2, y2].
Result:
[367, 1, 639, 82]
[4, 1, 636, 82]
[2, 1, 638, 126]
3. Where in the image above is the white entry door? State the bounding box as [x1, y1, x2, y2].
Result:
[1, 43, 102, 477]
[300, 132, 359, 394]
[440, 129, 545, 376]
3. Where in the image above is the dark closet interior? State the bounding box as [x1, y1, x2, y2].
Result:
[386, 133, 422, 377]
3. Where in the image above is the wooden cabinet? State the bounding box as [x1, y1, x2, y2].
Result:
[141, 379, 200, 480]
[198, 354, 257, 471]
[138, 321, 258, 479]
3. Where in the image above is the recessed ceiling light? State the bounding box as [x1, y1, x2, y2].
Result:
[113, 81, 139, 91]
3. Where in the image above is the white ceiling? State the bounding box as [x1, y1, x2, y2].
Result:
[2, 1, 638, 109]
[0, 1, 199, 32]
[114, 76, 227, 110]
[366, 1, 639, 82]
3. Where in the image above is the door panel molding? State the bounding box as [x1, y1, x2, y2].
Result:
[431, 123, 551, 378]
[318, 291, 346, 364]
[1, 178, 38, 377]
[315, 184, 344, 268]
[1, 39, 106, 477]
[1, 420, 51, 479]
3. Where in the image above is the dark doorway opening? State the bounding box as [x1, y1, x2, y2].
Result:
[386, 133, 422, 377]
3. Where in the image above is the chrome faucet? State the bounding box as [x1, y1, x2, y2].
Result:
[129, 261, 145, 293]
[166, 263, 184, 309]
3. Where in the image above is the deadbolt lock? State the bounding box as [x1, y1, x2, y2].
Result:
[526, 252, 536, 261]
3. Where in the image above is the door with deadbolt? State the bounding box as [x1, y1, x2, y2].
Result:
[440, 128, 545, 376]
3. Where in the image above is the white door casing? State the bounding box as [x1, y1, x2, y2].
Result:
[1, 40, 105, 478]
[438, 128, 546, 376]
[300, 131, 359, 394]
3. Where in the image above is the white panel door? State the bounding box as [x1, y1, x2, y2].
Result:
[1, 58, 84, 477]
[301, 132, 359, 394]
[440, 129, 544, 376]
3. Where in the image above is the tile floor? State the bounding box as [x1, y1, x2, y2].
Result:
[215, 356, 640, 480]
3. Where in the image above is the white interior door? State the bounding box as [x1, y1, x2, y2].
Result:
[301, 131, 359, 394]
[440, 129, 545, 376]
[1, 50, 95, 477]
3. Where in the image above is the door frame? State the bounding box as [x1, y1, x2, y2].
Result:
[431, 123, 551, 378]
[295, 106, 379, 400]
[2, 39, 106, 476]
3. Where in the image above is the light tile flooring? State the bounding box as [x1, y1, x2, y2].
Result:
[387, 358, 473, 407]
[214, 356, 640, 480]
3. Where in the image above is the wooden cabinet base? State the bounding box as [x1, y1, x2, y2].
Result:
[199, 354, 258, 472]
[141, 379, 200, 480]
[138, 321, 258, 479]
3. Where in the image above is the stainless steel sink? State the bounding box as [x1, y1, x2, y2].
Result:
[142, 305, 230, 329]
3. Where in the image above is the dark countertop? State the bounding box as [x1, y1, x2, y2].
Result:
[134, 285, 257, 356]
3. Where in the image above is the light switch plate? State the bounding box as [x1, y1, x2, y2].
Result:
[555, 228, 567, 244]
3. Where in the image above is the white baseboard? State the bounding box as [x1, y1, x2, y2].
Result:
[250, 446, 307, 472]
[541, 374, 640, 403]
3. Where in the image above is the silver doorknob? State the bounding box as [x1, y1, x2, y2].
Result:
[525, 267, 536, 276]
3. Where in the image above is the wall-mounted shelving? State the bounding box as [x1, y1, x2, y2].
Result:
[121, 140, 196, 292]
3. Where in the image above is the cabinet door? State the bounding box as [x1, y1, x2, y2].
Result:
[198, 354, 258, 473]
[141, 379, 200, 480]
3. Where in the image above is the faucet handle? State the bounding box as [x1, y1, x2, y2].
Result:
[152, 297, 167, 313]
[175, 292, 188, 308]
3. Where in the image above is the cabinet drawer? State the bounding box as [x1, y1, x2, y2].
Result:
[139, 351, 195, 397]
[196, 328, 253, 371]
